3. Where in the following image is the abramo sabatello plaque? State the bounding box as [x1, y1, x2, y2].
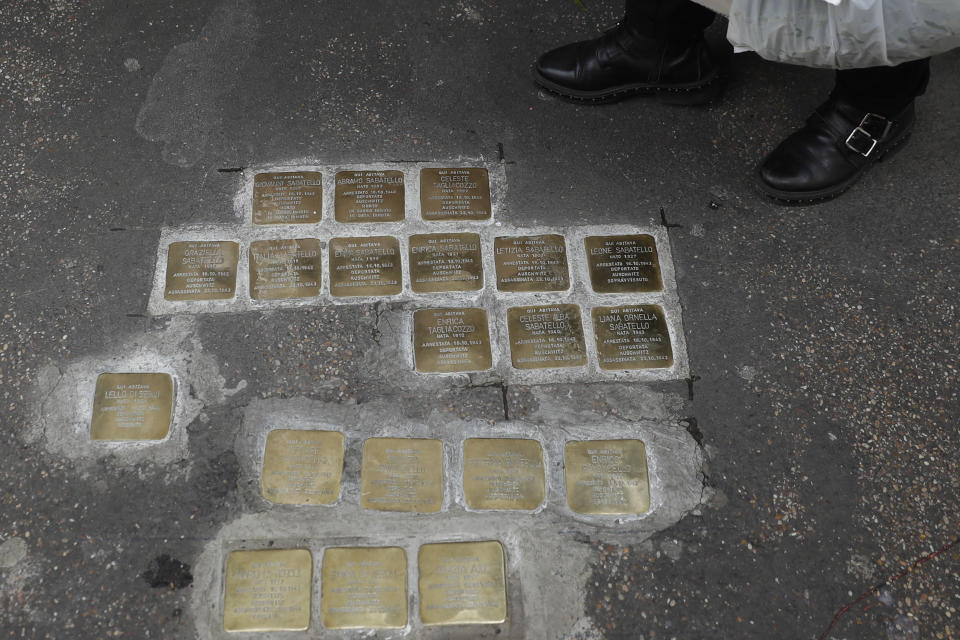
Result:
[408, 233, 483, 293]
[584, 234, 663, 293]
[564, 440, 650, 515]
[507, 304, 587, 369]
[494, 234, 569, 292]
[260, 429, 345, 505]
[418, 540, 507, 625]
[252, 171, 323, 225]
[335, 170, 405, 223]
[592, 304, 673, 370]
[413, 308, 492, 374]
[321, 547, 407, 629]
[329, 236, 402, 297]
[164, 241, 238, 301]
[223, 548, 313, 632]
[463, 438, 545, 511]
[89, 373, 174, 441]
[361, 438, 444, 513]
[419, 168, 491, 221]
[249, 238, 321, 300]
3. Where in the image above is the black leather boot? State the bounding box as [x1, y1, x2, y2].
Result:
[757, 96, 915, 204]
[533, 22, 721, 105]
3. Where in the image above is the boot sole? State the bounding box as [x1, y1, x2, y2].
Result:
[532, 67, 724, 106]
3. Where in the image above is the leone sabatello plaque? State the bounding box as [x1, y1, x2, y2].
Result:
[564, 439, 650, 515]
[328, 236, 402, 297]
[408, 233, 483, 293]
[164, 241, 238, 301]
[413, 308, 492, 373]
[334, 170, 405, 223]
[507, 304, 587, 369]
[494, 234, 569, 292]
[419, 168, 491, 221]
[89, 373, 174, 441]
[223, 548, 313, 632]
[249, 238, 321, 300]
[584, 234, 663, 293]
[252, 171, 323, 225]
[592, 304, 673, 370]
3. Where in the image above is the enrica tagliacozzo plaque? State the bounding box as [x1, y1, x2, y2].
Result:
[507, 304, 587, 369]
[329, 236, 402, 297]
[564, 439, 650, 515]
[408, 233, 483, 293]
[592, 304, 673, 370]
[494, 234, 570, 292]
[361, 438, 444, 513]
[419, 168, 491, 221]
[584, 234, 663, 293]
[413, 308, 492, 373]
[322, 547, 408, 629]
[253, 171, 323, 225]
[261, 429, 345, 505]
[418, 540, 507, 625]
[463, 438, 545, 511]
[249, 238, 321, 300]
[335, 170, 405, 223]
[223, 548, 313, 632]
[164, 241, 238, 301]
[90, 373, 174, 441]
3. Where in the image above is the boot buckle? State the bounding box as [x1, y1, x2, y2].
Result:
[845, 113, 892, 157]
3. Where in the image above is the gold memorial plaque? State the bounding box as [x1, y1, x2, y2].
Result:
[252, 171, 323, 225]
[223, 548, 313, 632]
[90, 373, 174, 441]
[419, 168, 491, 221]
[361, 438, 444, 513]
[408, 233, 483, 293]
[418, 541, 507, 625]
[249, 238, 321, 300]
[329, 236, 403, 297]
[261, 429, 345, 505]
[592, 304, 673, 370]
[334, 170, 405, 223]
[164, 241, 238, 301]
[413, 308, 492, 373]
[463, 439, 545, 511]
[507, 304, 587, 370]
[494, 234, 570, 292]
[584, 234, 663, 293]
[564, 440, 650, 515]
[321, 547, 407, 629]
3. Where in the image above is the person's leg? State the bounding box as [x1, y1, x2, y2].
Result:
[624, 0, 715, 40]
[833, 59, 930, 117]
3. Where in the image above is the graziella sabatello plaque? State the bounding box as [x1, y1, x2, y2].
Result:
[164, 241, 238, 301]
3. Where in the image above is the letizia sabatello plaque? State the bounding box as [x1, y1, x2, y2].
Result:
[494, 234, 569, 292]
[253, 171, 323, 225]
[248, 238, 321, 300]
[321, 547, 407, 629]
[90, 373, 174, 440]
[584, 234, 663, 293]
[592, 304, 673, 370]
[334, 170, 405, 223]
[223, 548, 313, 632]
[408, 233, 483, 293]
[413, 308, 492, 373]
[361, 438, 444, 513]
[564, 439, 650, 515]
[418, 541, 507, 625]
[164, 241, 238, 301]
[419, 168, 491, 221]
[260, 429, 345, 505]
[329, 236, 402, 297]
[507, 304, 586, 369]
[462, 438, 545, 511]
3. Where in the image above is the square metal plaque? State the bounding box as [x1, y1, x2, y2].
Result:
[584, 234, 663, 293]
[223, 548, 313, 632]
[463, 439, 545, 511]
[321, 547, 407, 629]
[408, 233, 483, 293]
[249, 238, 321, 300]
[564, 439, 650, 515]
[90, 373, 174, 441]
[334, 170, 405, 223]
[592, 304, 674, 370]
[418, 541, 507, 625]
[261, 429, 345, 505]
[329, 236, 402, 297]
[494, 234, 569, 292]
[164, 241, 238, 301]
[419, 168, 491, 221]
[252, 171, 323, 225]
[361, 437, 444, 512]
[413, 308, 492, 373]
[507, 304, 587, 369]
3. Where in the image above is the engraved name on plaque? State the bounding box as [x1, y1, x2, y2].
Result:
[361, 438, 444, 513]
[462, 439, 545, 511]
[408, 233, 483, 293]
[261, 429, 345, 505]
[164, 241, 238, 301]
[249, 238, 321, 300]
[413, 308, 493, 374]
[90, 373, 174, 441]
[507, 304, 587, 369]
[329, 236, 402, 297]
[419, 541, 507, 625]
[335, 170, 405, 223]
[592, 304, 673, 370]
[584, 234, 663, 293]
[494, 234, 570, 292]
[253, 171, 323, 225]
[419, 168, 491, 221]
[322, 547, 407, 629]
[564, 439, 650, 515]
[223, 548, 313, 632]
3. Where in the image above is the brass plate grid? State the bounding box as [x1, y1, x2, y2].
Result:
[592, 304, 673, 370]
[419, 168, 491, 221]
[164, 241, 238, 301]
[334, 170, 405, 223]
[89, 373, 174, 441]
[321, 547, 407, 629]
[584, 234, 663, 293]
[328, 236, 402, 297]
[223, 548, 313, 632]
[462, 439, 545, 511]
[261, 429, 345, 505]
[360, 438, 444, 513]
[507, 304, 587, 370]
[252, 171, 323, 225]
[564, 439, 650, 515]
[408, 233, 483, 293]
[418, 540, 507, 625]
[493, 234, 569, 292]
[413, 308, 492, 373]
[249, 238, 321, 300]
